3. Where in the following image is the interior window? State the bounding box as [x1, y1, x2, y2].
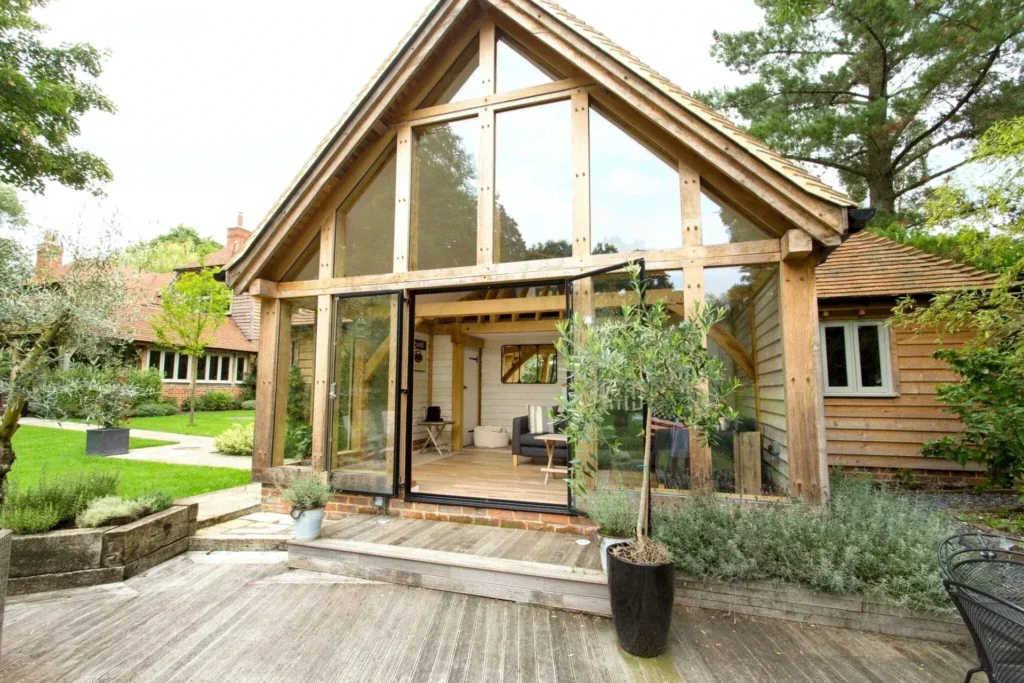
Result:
[336, 149, 396, 278]
[496, 37, 554, 92]
[820, 321, 892, 395]
[412, 118, 479, 271]
[501, 344, 557, 384]
[701, 189, 773, 244]
[494, 101, 572, 263]
[590, 108, 681, 254]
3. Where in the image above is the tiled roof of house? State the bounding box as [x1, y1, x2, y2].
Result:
[816, 231, 1000, 300]
[126, 304, 257, 353]
[229, 0, 853, 274]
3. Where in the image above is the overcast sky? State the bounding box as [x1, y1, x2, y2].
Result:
[21, 0, 765, 248]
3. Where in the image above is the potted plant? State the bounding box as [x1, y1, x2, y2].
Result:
[556, 264, 737, 658]
[30, 366, 137, 456]
[283, 475, 332, 541]
[580, 487, 638, 573]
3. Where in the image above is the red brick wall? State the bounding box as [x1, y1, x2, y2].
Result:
[161, 383, 242, 408]
[261, 484, 598, 536]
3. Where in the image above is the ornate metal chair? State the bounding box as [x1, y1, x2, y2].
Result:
[940, 533, 1024, 683]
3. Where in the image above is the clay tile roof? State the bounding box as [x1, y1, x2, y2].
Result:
[230, 0, 853, 274]
[126, 304, 257, 354]
[816, 231, 1000, 300]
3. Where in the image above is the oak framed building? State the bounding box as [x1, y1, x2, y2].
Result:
[226, 0, 864, 522]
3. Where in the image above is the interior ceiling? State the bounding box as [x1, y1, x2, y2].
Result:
[417, 283, 566, 325]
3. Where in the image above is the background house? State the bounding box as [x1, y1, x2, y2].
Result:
[816, 231, 1000, 486]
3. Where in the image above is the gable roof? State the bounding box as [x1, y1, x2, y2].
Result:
[227, 0, 854, 286]
[816, 231, 1000, 300]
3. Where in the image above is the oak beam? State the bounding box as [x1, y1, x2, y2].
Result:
[309, 294, 333, 476]
[781, 229, 814, 261]
[253, 298, 292, 475]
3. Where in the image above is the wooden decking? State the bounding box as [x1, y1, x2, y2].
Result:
[413, 446, 569, 505]
[1, 552, 974, 682]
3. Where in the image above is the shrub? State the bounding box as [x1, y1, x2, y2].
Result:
[653, 476, 956, 612]
[136, 491, 174, 514]
[239, 370, 256, 402]
[195, 390, 237, 412]
[127, 367, 163, 406]
[283, 476, 331, 510]
[285, 422, 312, 460]
[76, 496, 146, 528]
[240, 399, 256, 411]
[287, 366, 310, 423]
[0, 471, 120, 533]
[581, 488, 638, 537]
[30, 365, 138, 428]
[215, 423, 254, 455]
[130, 401, 178, 418]
[0, 503, 62, 534]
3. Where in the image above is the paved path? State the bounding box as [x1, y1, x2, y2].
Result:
[0, 552, 973, 682]
[176, 483, 263, 527]
[19, 416, 252, 470]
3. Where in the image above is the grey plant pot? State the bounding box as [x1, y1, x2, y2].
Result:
[291, 508, 325, 541]
[86, 428, 130, 456]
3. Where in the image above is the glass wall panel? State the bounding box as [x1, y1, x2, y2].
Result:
[282, 236, 319, 282]
[495, 101, 572, 263]
[288, 297, 317, 466]
[590, 109, 681, 254]
[701, 189, 773, 244]
[412, 118, 479, 271]
[496, 37, 553, 92]
[335, 150, 396, 278]
[421, 39, 483, 106]
[703, 264, 786, 494]
[330, 293, 398, 495]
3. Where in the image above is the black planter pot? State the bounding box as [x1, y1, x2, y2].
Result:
[86, 428, 130, 456]
[607, 543, 676, 658]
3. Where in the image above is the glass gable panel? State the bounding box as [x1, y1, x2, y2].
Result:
[336, 150, 397, 278]
[496, 37, 553, 92]
[590, 109, 681, 254]
[701, 190, 773, 244]
[824, 327, 849, 388]
[412, 118, 479, 271]
[495, 101, 572, 263]
[421, 40, 483, 106]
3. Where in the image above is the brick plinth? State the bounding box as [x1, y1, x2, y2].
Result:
[260, 484, 597, 536]
[160, 383, 242, 409]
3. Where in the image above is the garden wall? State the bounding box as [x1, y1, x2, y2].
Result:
[8, 503, 197, 595]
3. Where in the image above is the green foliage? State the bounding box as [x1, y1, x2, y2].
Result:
[75, 496, 146, 528]
[703, 0, 1024, 211]
[30, 364, 138, 428]
[136, 490, 173, 514]
[240, 399, 256, 411]
[580, 487, 639, 537]
[283, 476, 331, 511]
[129, 401, 178, 418]
[118, 225, 223, 273]
[556, 264, 738, 543]
[285, 423, 312, 461]
[0, 184, 27, 230]
[194, 390, 237, 412]
[214, 423, 253, 456]
[127, 368, 163, 406]
[654, 476, 956, 612]
[0, 0, 115, 194]
[287, 366, 310, 423]
[239, 371, 256, 402]
[0, 471, 119, 533]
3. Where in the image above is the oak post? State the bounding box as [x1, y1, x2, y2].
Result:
[253, 296, 292, 475]
[451, 334, 465, 452]
[394, 125, 413, 273]
[571, 89, 591, 257]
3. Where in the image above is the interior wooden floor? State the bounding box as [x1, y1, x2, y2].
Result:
[412, 446, 568, 506]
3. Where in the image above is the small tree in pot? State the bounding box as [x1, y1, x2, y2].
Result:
[31, 366, 138, 455]
[556, 264, 737, 657]
[283, 476, 332, 541]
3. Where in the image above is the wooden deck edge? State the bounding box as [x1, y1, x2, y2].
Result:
[189, 535, 291, 552]
[195, 504, 261, 530]
[290, 537, 607, 584]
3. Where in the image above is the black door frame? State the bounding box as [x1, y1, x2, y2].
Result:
[402, 275, 575, 514]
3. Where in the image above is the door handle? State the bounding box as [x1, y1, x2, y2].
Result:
[329, 382, 337, 400]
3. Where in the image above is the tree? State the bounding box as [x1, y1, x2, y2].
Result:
[150, 269, 231, 426]
[704, 0, 1024, 215]
[890, 116, 1024, 495]
[0, 231, 135, 504]
[555, 265, 738, 558]
[1, 0, 115, 194]
[119, 225, 223, 273]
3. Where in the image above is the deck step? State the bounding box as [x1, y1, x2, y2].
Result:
[287, 537, 611, 616]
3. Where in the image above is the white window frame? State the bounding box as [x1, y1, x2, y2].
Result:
[819, 320, 894, 397]
[146, 349, 243, 384]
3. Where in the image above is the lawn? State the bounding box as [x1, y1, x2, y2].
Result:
[9, 426, 251, 500]
[124, 410, 255, 438]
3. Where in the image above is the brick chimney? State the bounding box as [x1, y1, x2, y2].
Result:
[35, 232, 64, 279]
[226, 212, 251, 255]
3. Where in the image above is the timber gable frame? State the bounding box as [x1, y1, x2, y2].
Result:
[230, 0, 859, 504]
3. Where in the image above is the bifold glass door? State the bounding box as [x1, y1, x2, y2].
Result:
[328, 292, 403, 496]
[564, 260, 645, 510]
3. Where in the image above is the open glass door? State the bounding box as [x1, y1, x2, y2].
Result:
[328, 291, 403, 496]
[564, 260, 645, 512]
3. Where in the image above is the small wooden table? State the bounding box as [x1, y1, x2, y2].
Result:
[418, 420, 454, 457]
[536, 433, 569, 484]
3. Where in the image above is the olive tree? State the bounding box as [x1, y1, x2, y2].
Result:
[555, 265, 738, 558]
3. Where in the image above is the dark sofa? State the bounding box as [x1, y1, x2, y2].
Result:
[512, 415, 568, 464]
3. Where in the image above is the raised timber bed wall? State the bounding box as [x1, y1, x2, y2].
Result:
[8, 504, 198, 595]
